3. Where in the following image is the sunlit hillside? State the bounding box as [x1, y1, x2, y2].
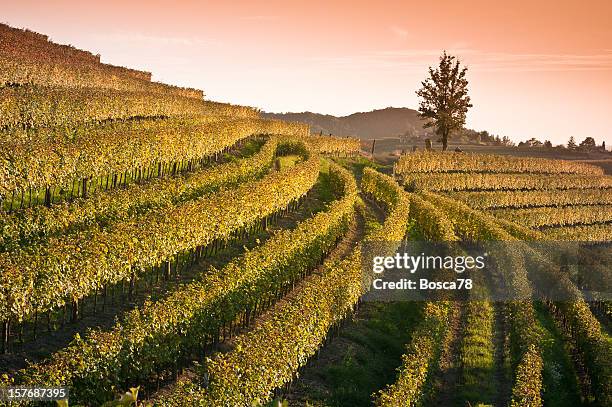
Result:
[0, 23, 609, 407]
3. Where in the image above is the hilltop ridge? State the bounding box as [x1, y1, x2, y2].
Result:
[263, 107, 430, 139]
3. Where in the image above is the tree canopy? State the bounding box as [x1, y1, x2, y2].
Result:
[579, 136, 596, 150]
[416, 51, 472, 150]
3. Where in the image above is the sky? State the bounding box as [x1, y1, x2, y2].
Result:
[2, 0, 611, 145]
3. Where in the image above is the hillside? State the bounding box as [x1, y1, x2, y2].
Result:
[1, 21, 610, 407]
[0, 23, 203, 98]
[263, 107, 430, 139]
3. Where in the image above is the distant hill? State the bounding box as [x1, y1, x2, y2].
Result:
[262, 107, 430, 140]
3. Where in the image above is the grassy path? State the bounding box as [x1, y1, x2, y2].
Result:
[425, 302, 462, 407]
[534, 302, 584, 406]
[283, 300, 422, 406]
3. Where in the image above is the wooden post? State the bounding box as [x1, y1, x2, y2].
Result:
[44, 186, 52, 207]
[71, 299, 79, 322]
[93, 289, 98, 314]
[164, 260, 171, 280]
[174, 255, 180, 280]
[33, 311, 38, 339]
[128, 272, 135, 301]
[9, 191, 15, 211]
[1, 320, 10, 354]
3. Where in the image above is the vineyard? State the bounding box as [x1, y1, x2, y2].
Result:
[0, 23, 610, 407]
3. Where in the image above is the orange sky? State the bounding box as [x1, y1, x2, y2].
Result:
[2, 0, 611, 145]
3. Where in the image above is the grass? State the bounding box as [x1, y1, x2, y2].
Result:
[276, 154, 302, 170]
[331, 156, 386, 181]
[458, 300, 496, 406]
[533, 302, 583, 407]
[290, 301, 422, 407]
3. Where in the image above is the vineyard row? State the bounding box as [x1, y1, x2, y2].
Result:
[157, 167, 411, 405]
[491, 204, 612, 229]
[400, 172, 612, 192]
[394, 151, 603, 175]
[447, 188, 612, 210]
[0, 148, 318, 324]
[543, 224, 612, 241]
[426, 193, 610, 406]
[0, 117, 308, 196]
[10, 161, 359, 405]
[0, 85, 259, 130]
[0, 136, 276, 250]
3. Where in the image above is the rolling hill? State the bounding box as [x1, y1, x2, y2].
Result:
[263, 107, 430, 139]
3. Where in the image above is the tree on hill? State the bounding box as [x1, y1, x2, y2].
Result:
[579, 136, 596, 151]
[544, 140, 553, 148]
[520, 137, 543, 148]
[567, 136, 577, 149]
[416, 51, 472, 151]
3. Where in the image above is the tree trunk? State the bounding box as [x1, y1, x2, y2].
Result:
[442, 131, 449, 151]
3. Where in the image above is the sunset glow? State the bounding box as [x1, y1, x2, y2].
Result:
[2, 0, 611, 144]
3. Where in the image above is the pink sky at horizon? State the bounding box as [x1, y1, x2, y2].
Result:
[2, 0, 611, 145]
